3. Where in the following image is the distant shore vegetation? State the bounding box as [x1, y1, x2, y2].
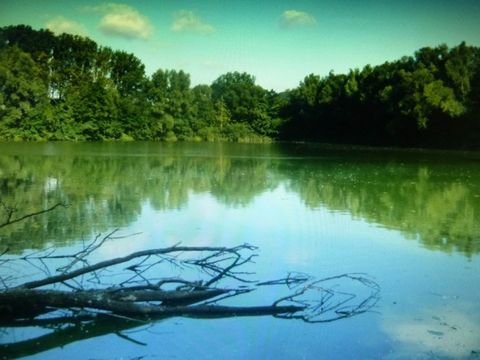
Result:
[1, 25, 479, 149]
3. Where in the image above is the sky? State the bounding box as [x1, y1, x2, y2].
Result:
[1, 0, 480, 91]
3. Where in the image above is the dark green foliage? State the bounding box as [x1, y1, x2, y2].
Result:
[211, 72, 277, 136]
[0, 46, 50, 140]
[0, 25, 479, 148]
[280, 43, 480, 149]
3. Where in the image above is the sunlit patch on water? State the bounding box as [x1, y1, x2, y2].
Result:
[383, 303, 480, 358]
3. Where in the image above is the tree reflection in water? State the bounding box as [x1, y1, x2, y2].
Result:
[0, 142, 479, 256]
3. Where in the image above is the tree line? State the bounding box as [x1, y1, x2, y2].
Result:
[1, 25, 479, 148]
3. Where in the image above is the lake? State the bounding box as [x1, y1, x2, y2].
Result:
[1, 142, 480, 359]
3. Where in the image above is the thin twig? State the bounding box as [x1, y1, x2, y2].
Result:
[0, 202, 67, 229]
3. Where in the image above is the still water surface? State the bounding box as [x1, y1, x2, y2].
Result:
[1, 142, 479, 359]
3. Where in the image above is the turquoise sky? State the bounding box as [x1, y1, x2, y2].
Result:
[1, 0, 480, 91]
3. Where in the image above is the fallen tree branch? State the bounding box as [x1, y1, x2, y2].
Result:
[0, 288, 303, 322]
[14, 243, 256, 290]
[0, 228, 380, 358]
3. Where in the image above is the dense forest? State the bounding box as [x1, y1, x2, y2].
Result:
[1, 25, 480, 148]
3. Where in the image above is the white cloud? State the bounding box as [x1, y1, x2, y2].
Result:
[171, 10, 215, 34]
[93, 3, 153, 40]
[280, 10, 317, 28]
[45, 17, 88, 36]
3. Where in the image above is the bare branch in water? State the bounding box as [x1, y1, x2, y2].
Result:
[0, 227, 380, 358]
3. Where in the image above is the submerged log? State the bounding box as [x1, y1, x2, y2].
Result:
[0, 288, 303, 322]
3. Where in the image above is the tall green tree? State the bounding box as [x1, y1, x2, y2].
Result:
[66, 79, 119, 140]
[110, 51, 148, 137]
[211, 72, 274, 136]
[0, 46, 49, 139]
[148, 69, 193, 140]
[192, 85, 216, 133]
[51, 33, 98, 100]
